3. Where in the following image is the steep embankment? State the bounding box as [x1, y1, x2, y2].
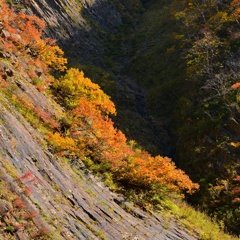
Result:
[0, 92, 195, 240]
[0, 2, 200, 239]
[0, 97, 196, 239]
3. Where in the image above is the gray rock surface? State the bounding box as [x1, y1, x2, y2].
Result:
[0, 1, 199, 239]
[0, 47, 198, 240]
[0, 100, 198, 239]
[19, 0, 122, 64]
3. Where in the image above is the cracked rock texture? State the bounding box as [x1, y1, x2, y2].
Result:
[18, 0, 122, 64]
[0, 1, 199, 239]
[0, 69, 198, 239]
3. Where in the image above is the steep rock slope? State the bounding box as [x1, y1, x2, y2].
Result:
[23, 0, 122, 64]
[0, 4, 198, 239]
[0, 97, 196, 240]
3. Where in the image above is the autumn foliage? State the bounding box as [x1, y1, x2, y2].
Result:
[53, 68, 116, 113]
[0, 1, 67, 72]
[1, 0, 198, 201]
[231, 0, 240, 20]
[50, 68, 199, 196]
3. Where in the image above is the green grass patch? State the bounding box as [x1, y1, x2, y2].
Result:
[160, 198, 239, 240]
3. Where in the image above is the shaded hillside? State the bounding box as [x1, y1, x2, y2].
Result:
[21, 0, 141, 65]
[129, 0, 240, 235]
[19, 0, 169, 156]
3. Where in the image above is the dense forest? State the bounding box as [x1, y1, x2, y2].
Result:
[0, 0, 240, 239]
[128, 0, 240, 235]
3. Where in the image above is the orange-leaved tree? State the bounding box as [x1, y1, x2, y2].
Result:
[116, 146, 199, 194]
[0, 0, 67, 71]
[51, 68, 199, 196]
[231, 0, 240, 22]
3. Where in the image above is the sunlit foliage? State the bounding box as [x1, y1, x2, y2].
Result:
[0, 1, 67, 71]
[51, 68, 199, 196]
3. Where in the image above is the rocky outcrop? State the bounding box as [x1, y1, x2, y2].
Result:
[0, 52, 198, 239]
[17, 0, 122, 64]
[0, 12, 199, 237]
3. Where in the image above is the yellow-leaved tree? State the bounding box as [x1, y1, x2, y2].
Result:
[50, 68, 199, 197]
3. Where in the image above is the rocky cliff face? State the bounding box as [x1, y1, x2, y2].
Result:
[0, 94, 197, 240]
[0, 24, 197, 240]
[21, 0, 122, 64]
[0, 1, 200, 239]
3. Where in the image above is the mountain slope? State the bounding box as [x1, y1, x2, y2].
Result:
[0, 0, 239, 239]
[0, 3, 200, 239]
[0, 98, 196, 240]
[128, 0, 240, 235]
